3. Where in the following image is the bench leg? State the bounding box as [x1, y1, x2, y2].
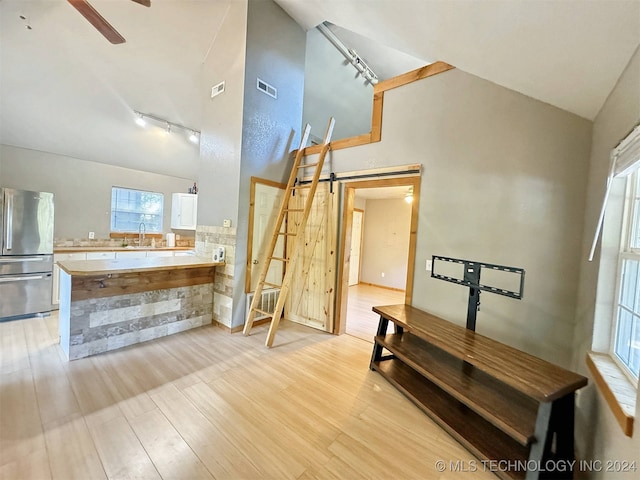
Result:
[527, 394, 576, 480]
[549, 394, 575, 479]
[370, 315, 389, 370]
[526, 402, 552, 480]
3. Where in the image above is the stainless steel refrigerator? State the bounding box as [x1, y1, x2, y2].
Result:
[0, 188, 55, 319]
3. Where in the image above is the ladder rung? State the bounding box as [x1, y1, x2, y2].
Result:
[284, 209, 303, 212]
[278, 232, 297, 236]
[291, 185, 311, 190]
[254, 308, 273, 318]
[263, 282, 281, 288]
[297, 162, 319, 169]
[270, 256, 289, 262]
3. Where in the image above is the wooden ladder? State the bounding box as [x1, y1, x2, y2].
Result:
[243, 118, 335, 347]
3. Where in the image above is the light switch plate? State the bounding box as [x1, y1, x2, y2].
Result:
[88, 231, 95, 239]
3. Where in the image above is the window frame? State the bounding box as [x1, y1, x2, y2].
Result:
[610, 170, 640, 385]
[110, 186, 164, 234]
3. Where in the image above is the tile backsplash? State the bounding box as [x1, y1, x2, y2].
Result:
[196, 225, 236, 328]
[54, 236, 195, 248]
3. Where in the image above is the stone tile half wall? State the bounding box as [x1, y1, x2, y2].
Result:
[196, 225, 236, 328]
[67, 284, 213, 360]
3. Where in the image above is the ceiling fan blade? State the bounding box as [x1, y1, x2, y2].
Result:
[67, 0, 126, 44]
[130, 0, 151, 6]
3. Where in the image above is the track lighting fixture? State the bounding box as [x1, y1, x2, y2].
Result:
[316, 22, 379, 85]
[135, 112, 146, 127]
[133, 110, 200, 144]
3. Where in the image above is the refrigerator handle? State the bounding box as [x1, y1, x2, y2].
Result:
[0, 275, 44, 283]
[0, 257, 46, 263]
[5, 192, 13, 251]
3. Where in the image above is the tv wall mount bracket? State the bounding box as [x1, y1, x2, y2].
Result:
[431, 255, 525, 332]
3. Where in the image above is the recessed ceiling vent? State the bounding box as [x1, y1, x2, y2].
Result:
[257, 78, 277, 99]
[211, 81, 225, 99]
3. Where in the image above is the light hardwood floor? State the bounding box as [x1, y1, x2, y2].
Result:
[345, 284, 404, 342]
[0, 311, 496, 480]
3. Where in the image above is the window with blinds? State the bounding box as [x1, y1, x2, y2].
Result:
[613, 171, 640, 381]
[110, 187, 163, 233]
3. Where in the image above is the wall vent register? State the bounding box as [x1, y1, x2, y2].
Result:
[211, 81, 225, 99]
[257, 78, 277, 99]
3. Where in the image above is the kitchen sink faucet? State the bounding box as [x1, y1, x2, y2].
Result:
[138, 222, 146, 246]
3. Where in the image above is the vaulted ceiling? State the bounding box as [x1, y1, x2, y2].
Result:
[1, 0, 639, 179]
[0, 0, 227, 178]
[276, 0, 640, 120]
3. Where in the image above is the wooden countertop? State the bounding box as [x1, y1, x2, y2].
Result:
[55, 246, 194, 253]
[57, 256, 222, 276]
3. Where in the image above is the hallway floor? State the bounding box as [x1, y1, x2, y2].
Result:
[345, 283, 405, 342]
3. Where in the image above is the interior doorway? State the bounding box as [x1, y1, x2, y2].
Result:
[348, 209, 364, 286]
[245, 177, 286, 293]
[335, 176, 420, 341]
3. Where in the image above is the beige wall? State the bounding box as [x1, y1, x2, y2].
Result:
[359, 198, 411, 289]
[0, 144, 193, 239]
[572, 45, 640, 475]
[233, 0, 307, 328]
[197, 0, 248, 228]
[195, 0, 306, 329]
[302, 28, 374, 142]
[312, 67, 592, 369]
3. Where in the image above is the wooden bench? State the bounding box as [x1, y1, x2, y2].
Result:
[370, 304, 588, 480]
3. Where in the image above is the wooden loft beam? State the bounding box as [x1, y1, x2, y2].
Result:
[374, 61, 455, 94]
[300, 61, 455, 156]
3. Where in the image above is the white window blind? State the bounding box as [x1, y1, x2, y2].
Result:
[111, 187, 164, 233]
[589, 125, 640, 261]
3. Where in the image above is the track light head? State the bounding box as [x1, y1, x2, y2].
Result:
[135, 112, 146, 127]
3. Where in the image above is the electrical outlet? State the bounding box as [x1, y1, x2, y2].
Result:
[223, 219, 231, 228]
[381, 272, 385, 278]
[426, 259, 432, 271]
[88, 231, 95, 239]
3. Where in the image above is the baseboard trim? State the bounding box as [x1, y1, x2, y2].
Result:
[358, 282, 406, 293]
[213, 318, 270, 334]
[213, 321, 243, 333]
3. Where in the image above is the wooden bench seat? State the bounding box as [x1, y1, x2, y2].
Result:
[370, 304, 588, 480]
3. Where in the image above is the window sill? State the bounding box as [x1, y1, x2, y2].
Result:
[586, 352, 636, 437]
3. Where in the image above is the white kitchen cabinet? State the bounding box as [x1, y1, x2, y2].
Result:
[115, 250, 148, 259]
[53, 253, 87, 305]
[146, 250, 174, 257]
[173, 250, 195, 257]
[171, 193, 198, 230]
[86, 251, 117, 260]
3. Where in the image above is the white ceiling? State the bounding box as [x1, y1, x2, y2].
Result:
[0, 0, 230, 178]
[276, 0, 640, 120]
[1, 0, 639, 179]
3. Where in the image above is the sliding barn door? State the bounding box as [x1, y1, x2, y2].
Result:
[285, 182, 337, 332]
